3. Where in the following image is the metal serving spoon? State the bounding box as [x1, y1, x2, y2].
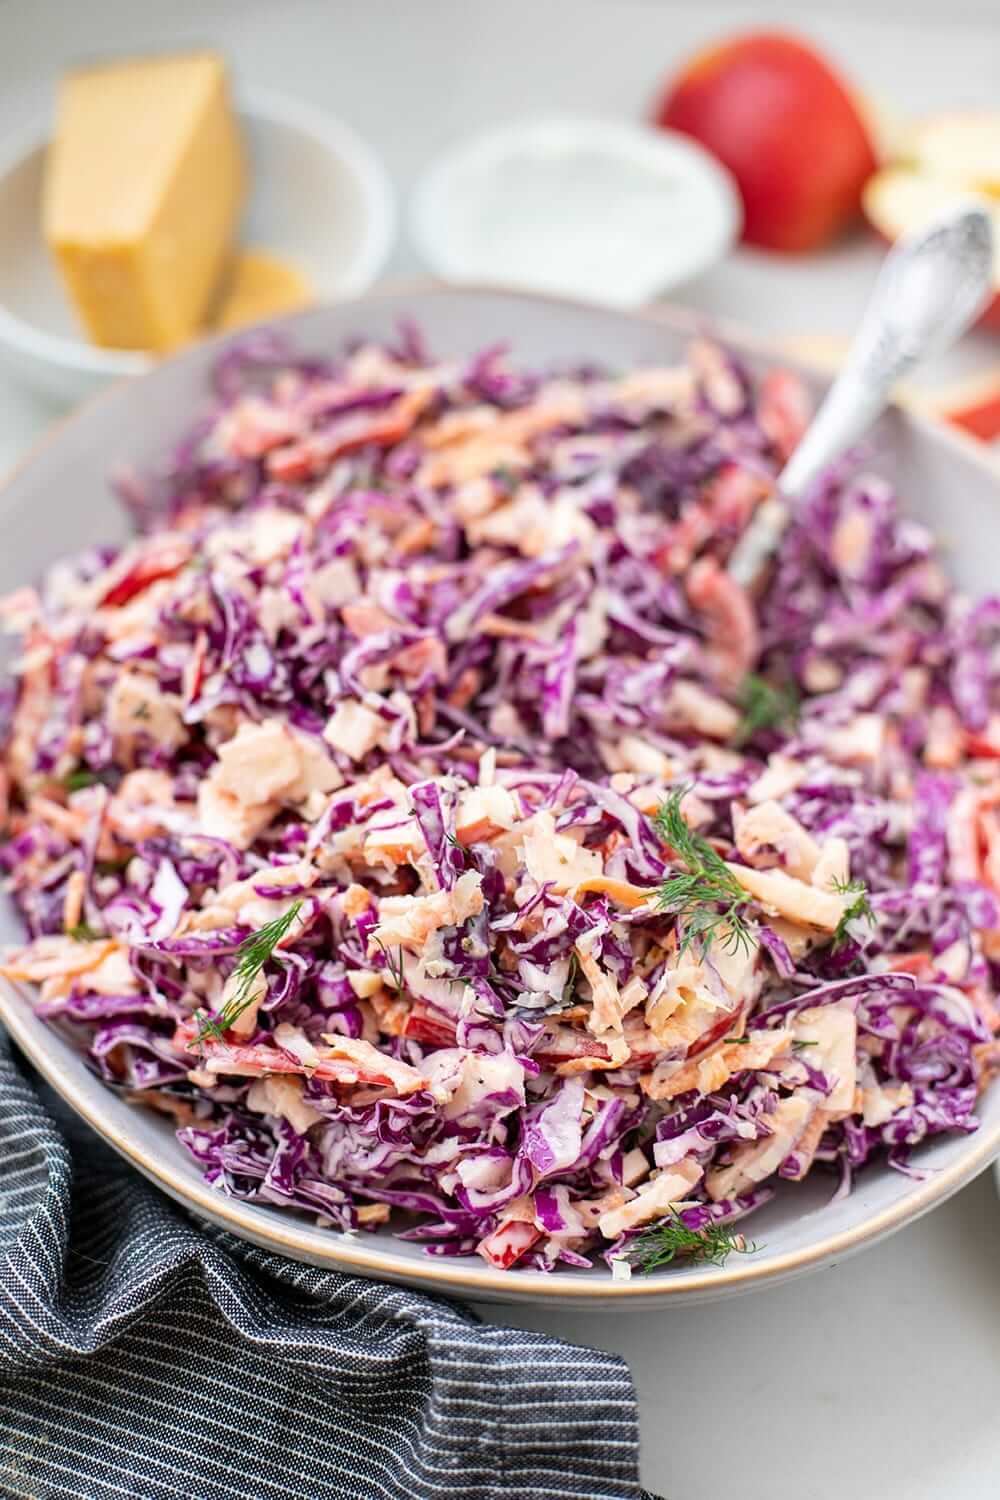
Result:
[728, 202, 995, 589]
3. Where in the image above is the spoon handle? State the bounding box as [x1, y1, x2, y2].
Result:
[728, 203, 994, 588]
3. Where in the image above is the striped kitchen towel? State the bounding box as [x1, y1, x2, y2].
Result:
[0, 1032, 658, 1500]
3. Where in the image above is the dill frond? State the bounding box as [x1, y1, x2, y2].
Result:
[197, 900, 304, 1042]
[63, 769, 100, 792]
[628, 1208, 757, 1272]
[561, 950, 580, 1007]
[732, 674, 799, 747]
[372, 937, 406, 992]
[830, 877, 875, 950]
[655, 788, 756, 956]
[67, 922, 101, 942]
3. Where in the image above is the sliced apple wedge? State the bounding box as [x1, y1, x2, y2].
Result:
[903, 111, 1000, 194]
[915, 370, 1000, 443]
[862, 167, 1000, 330]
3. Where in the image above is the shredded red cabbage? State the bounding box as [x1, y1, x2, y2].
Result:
[1, 328, 998, 1273]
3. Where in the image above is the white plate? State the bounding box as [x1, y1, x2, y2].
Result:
[1, 285, 998, 1306]
[0, 91, 397, 404]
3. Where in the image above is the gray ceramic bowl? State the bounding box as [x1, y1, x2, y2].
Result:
[2, 286, 998, 1306]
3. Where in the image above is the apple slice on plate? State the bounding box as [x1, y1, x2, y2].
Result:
[863, 111, 1000, 331]
[904, 112, 1000, 193]
[920, 369, 1000, 441]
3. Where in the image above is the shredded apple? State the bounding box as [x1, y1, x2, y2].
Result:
[1, 327, 997, 1273]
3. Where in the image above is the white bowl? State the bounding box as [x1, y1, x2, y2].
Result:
[0, 91, 397, 404]
[410, 116, 740, 307]
[1, 286, 998, 1306]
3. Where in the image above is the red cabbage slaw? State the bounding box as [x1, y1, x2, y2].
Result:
[1, 326, 998, 1275]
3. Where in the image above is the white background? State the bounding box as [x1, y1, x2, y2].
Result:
[0, 2, 999, 1496]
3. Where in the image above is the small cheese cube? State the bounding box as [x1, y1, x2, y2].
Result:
[213, 249, 312, 332]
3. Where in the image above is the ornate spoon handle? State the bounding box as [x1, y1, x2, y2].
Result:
[728, 203, 994, 588]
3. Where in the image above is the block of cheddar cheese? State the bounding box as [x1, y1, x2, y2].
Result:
[43, 52, 245, 352]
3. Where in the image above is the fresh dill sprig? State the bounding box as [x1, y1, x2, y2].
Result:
[791, 1039, 819, 1051]
[490, 464, 522, 490]
[830, 876, 875, 951]
[63, 767, 116, 794]
[197, 901, 304, 1042]
[561, 950, 580, 1007]
[372, 937, 406, 992]
[725, 1034, 751, 1045]
[654, 787, 756, 956]
[732, 674, 799, 747]
[63, 768, 99, 792]
[628, 1208, 758, 1273]
[67, 922, 101, 942]
[443, 830, 468, 864]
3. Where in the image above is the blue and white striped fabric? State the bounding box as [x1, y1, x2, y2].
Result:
[0, 1033, 660, 1500]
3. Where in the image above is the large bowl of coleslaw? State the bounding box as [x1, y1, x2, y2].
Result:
[1, 285, 998, 1305]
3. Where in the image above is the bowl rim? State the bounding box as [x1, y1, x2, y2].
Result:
[0, 88, 398, 380]
[408, 113, 741, 303]
[4, 964, 997, 1302]
[1, 280, 998, 1302]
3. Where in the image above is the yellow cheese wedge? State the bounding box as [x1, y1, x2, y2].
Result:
[211, 249, 313, 333]
[43, 52, 245, 352]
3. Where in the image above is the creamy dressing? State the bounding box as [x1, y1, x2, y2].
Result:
[412, 117, 739, 306]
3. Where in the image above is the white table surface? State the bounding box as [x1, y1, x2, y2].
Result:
[1, 3, 998, 1496]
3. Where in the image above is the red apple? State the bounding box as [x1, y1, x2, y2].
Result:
[654, 32, 878, 252]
